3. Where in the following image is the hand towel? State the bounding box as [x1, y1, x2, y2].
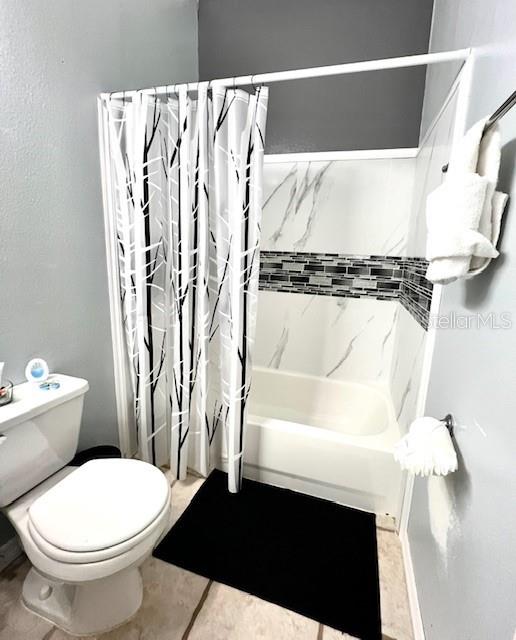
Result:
[393, 416, 458, 477]
[425, 118, 508, 284]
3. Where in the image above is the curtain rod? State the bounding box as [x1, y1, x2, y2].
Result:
[100, 49, 471, 100]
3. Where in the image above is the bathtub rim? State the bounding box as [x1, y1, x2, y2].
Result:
[249, 366, 401, 452]
[247, 413, 400, 453]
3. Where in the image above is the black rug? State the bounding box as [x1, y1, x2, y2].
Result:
[154, 470, 381, 640]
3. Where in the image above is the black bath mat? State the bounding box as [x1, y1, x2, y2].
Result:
[154, 470, 381, 639]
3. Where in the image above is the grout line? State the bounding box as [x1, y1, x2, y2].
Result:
[316, 622, 324, 640]
[181, 579, 213, 640]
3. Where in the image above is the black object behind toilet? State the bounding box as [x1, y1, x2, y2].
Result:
[70, 445, 121, 466]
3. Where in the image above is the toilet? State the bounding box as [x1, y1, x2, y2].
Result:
[0, 374, 171, 636]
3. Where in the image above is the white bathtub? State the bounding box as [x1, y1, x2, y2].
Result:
[244, 367, 404, 519]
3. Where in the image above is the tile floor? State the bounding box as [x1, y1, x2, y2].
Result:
[0, 474, 413, 640]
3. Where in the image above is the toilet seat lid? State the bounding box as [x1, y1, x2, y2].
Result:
[28, 459, 170, 553]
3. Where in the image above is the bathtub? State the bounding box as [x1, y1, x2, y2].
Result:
[243, 367, 404, 519]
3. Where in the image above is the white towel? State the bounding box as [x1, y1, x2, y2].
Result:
[425, 118, 508, 284]
[394, 417, 458, 477]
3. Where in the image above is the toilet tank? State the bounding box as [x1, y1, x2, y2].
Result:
[0, 375, 89, 507]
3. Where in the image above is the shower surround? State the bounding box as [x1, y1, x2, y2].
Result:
[256, 155, 432, 413]
[246, 153, 435, 517]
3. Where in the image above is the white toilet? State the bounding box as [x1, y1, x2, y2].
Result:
[0, 374, 171, 636]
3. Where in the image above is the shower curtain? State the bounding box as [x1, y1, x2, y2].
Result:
[102, 84, 268, 492]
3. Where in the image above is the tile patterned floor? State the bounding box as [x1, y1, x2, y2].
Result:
[0, 474, 413, 640]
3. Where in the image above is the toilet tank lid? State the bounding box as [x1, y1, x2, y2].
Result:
[0, 375, 89, 432]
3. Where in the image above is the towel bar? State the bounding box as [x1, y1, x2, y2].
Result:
[442, 89, 516, 173]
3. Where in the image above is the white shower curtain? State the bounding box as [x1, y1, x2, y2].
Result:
[102, 84, 268, 492]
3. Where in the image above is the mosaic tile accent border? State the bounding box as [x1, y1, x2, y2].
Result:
[400, 258, 433, 330]
[259, 251, 433, 329]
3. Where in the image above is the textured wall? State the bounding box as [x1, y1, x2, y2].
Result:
[407, 2, 516, 639]
[0, 0, 198, 545]
[198, 0, 433, 153]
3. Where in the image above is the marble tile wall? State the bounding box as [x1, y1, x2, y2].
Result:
[388, 304, 427, 433]
[262, 157, 416, 256]
[254, 291, 398, 383]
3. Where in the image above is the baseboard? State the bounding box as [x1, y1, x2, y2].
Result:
[400, 529, 425, 640]
[0, 535, 23, 574]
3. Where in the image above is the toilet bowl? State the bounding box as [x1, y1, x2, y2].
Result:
[0, 375, 172, 636]
[5, 458, 171, 636]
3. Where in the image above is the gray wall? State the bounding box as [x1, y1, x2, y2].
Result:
[0, 0, 198, 546]
[199, 0, 433, 153]
[408, 2, 516, 638]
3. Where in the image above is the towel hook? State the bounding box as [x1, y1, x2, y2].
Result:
[441, 414, 455, 437]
